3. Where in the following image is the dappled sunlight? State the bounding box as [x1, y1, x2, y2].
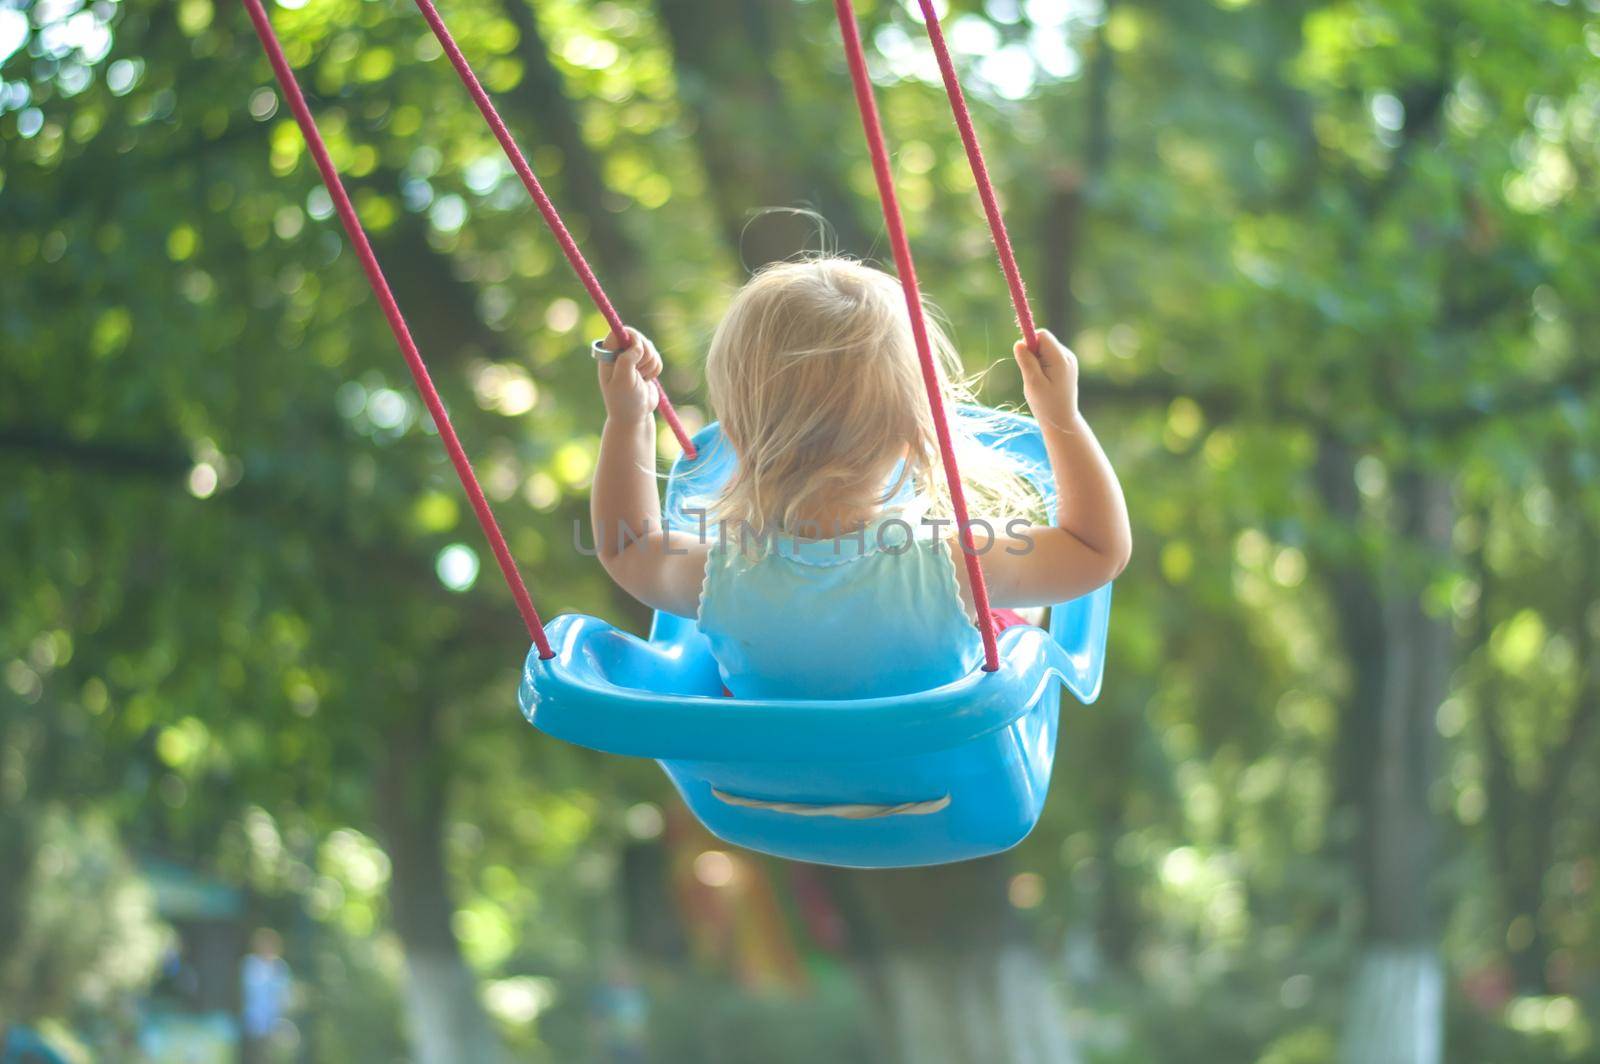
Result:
[5, 0, 1600, 1059]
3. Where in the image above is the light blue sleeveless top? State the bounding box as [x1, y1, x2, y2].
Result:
[697, 514, 983, 700]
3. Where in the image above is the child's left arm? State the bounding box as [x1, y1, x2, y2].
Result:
[973, 330, 1132, 609]
[590, 332, 709, 618]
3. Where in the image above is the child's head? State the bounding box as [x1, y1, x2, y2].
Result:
[706, 258, 1033, 534]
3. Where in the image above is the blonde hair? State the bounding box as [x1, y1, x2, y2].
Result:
[705, 257, 1040, 538]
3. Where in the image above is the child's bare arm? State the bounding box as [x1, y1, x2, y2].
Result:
[976, 330, 1132, 608]
[590, 333, 708, 618]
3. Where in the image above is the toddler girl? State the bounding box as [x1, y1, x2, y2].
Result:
[589, 259, 1130, 699]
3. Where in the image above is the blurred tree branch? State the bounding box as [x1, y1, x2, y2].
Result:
[0, 427, 532, 643]
[1411, 355, 1600, 432]
[0, 428, 191, 476]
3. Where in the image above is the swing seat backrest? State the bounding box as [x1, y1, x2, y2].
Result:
[519, 409, 1113, 868]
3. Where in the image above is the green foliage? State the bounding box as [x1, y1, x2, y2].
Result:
[0, 807, 169, 1025]
[3, 0, 1599, 1060]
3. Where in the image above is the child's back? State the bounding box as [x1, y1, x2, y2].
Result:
[698, 512, 979, 699]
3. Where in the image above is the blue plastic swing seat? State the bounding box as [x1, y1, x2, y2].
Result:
[519, 408, 1112, 868]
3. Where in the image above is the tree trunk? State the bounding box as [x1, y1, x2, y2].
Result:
[1342, 946, 1445, 1064]
[1079, 705, 1139, 969]
[1475, 475, 1600, 994]
[1319, 457, 1452, 1064]
[496, 0, 648, 310]
[367, 178, 517, 366]
[1040, 4, 1113, 342]
[656, 0, 871, 267]
[827, 857, 1077, 1064]
[378, 703, 504, 1064]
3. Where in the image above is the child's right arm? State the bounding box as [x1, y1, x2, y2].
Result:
[974, 330, 1132, 608]
[590, 332, 710, 619]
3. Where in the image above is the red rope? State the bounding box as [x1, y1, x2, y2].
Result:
[833, 0, 1000, 672]
[412, 0, 697, 460]
[242, 0, 555, 659]
[914, 0, 1038, 351]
